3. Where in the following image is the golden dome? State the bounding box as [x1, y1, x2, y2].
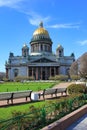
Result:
[33, 22, 49, 37]
[33, 28, 49, 36]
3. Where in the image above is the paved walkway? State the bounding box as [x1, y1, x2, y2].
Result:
[53, 82, 72, 88]
[66, 114, 87, 130]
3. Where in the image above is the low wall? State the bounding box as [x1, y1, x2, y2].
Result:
[42, 104, 87, 130]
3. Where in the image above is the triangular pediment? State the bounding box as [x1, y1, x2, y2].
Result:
[31, 57, 56, 63]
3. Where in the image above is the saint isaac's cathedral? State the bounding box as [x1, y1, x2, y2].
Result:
[5, 22, 75, 80]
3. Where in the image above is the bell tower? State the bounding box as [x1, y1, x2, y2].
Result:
[56, 44, 64, 57]
[22, 44, 29, 57]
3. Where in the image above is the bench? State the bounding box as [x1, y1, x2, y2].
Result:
[42, 88, 57, 99]
[56, 88, 67, 96]
[11, 90, 32, 103]
[0, 90, 32, 104]
[39, 88, 67, 99]
[0, 92, 13, 104]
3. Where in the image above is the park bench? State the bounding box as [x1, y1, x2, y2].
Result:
[56, 88, 67, 96]
[11, 90, 32, 103]
[0, 90, 32, 104]
[39, 87, 67, 99]
[39, 88, 57, 99]
[0, 92, 13, 104]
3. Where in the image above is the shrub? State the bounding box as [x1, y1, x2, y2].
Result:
[14, 76, 34, 82]
[55, 75, 68, 81]
[3, 77, 9, 82]
[14, 76, 27, 82]
[49, 76, 55, 80]
[27, 76, 34, 80]
[67, 84, 86, 94]
[70, 75, 80, 80]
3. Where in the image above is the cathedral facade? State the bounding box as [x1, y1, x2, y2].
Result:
[5, 22, 75, 80]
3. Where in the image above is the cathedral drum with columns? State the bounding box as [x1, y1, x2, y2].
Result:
[5, 22, 75, 80]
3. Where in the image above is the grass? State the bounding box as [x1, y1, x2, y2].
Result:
[0, 81, 59, 119]
[0, 94, 80, 120]
[0, 101, 48, 119]
[0, 81, 57, 92]
[0, 96, 66, 120]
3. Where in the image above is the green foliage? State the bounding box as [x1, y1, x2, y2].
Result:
[55, 75, 68, 81]
[49, 76, 55, 80]
[3, 77, 9, 82]
[14, 76, 34, 82]
[12, 111, 24, 118]
[49, 75, 68, 81]
[67, 84, 86, 94]
[28, 76, 34, 80]
[1, 93, 87, 130]
[70, 75, 80, 80]
[5, 94, 87, 129]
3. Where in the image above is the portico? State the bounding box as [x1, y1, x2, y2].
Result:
[28, 66, 59, 80]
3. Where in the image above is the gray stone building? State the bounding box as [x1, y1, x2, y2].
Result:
[5, 22, 75, 80]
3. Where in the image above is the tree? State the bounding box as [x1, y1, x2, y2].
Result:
[0, 72, 6, 80]
[70, 52, 87, 79]
[70, 61, 78, 75]
[79, 53, 87, 79]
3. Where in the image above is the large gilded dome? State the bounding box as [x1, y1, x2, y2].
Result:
[30, 22, 52, 42]
[30, 22, 52, 55]
[33, 22, 49, 37]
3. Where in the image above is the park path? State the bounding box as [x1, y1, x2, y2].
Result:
[53, 81, 73, 88]
[0, 82, 73, 107]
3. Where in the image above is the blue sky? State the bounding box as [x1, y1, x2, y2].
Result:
[0, 0, 87, 72]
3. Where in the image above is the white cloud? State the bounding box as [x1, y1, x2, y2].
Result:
[0, 0, 50, 26]
[28, 12, 80, 29]
[77, 40, 87, 46]
[47, 23, 80, 29]
[0, 0, 24, 8]
[28, 12, 50, 26]
[0, 0, 80, 30]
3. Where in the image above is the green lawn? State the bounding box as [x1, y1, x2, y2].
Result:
[0, 81, 59, 119]
[0, 101, 48, 119]
[0, 81, 57, 92]
[0, 97, 63, 120]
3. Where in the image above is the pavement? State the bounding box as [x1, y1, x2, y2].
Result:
[66, 114, 87, 130]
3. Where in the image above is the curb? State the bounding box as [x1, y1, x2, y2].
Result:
[42, 104, 87, 130]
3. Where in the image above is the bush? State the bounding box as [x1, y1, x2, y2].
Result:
[14, 76, 34, 82]
[49, 76, 55, 80]
[67, 84, 86, 94]
[70, 75, 80, 80]
[55, 75, 68, 81]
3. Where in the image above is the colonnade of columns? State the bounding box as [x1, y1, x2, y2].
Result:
[31, 43, 52, 53]
[28, 66, 59, 80]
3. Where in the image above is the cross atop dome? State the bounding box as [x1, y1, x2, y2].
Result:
[39, 21, 43, 28]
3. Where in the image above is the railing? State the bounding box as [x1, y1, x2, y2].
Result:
[0, 94, 87, 130]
